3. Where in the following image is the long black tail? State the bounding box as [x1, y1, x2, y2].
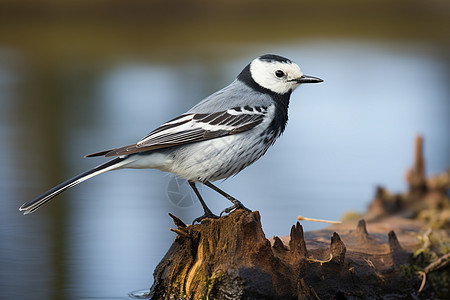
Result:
[19, 157, 130, 215]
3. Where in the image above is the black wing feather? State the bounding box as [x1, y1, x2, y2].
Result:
[85, 108, 268, 158]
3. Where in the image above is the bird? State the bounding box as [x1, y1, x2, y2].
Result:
[19, 54, 323, 223]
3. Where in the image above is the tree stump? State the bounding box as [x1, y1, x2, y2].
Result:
[148, 210, 424, 299]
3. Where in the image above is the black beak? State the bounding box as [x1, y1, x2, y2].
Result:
[295, 75, 323, 84]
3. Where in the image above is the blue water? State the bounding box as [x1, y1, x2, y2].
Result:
[1, 41, 449, 299]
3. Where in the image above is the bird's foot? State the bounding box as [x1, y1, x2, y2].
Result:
[192, 211, 220, 224]
[220, 201, 251, 217]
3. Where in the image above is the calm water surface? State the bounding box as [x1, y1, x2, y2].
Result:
[1, 41, 449, 299]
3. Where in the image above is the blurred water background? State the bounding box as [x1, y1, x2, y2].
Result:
[1, 1, 449, 299]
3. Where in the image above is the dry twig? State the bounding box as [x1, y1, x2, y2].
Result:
[297, 215, 342, 224]
[307, 253, 333, 265]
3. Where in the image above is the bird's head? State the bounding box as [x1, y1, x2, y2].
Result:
[246, 54, 323, 95]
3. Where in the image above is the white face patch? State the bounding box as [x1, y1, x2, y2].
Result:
[250, 58, 304, 94]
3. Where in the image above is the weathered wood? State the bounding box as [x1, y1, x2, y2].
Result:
[150, 210, 296, 299]
[148, 210, 423, 299]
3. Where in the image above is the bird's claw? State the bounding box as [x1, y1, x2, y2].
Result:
[220, 201, 251, 217]
[192, 212, 220, 224]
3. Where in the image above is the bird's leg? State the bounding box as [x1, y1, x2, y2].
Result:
[203, 181, 251, 216]
[189, 181, 219, 224]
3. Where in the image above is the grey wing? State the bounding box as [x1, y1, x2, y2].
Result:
[188, 79, 273, 113]
[85, 106, 270, 158]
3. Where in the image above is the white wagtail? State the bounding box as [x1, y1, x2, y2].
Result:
[19, 54, 322, 222]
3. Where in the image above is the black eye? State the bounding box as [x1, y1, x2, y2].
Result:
[275, 70, 285, 78]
